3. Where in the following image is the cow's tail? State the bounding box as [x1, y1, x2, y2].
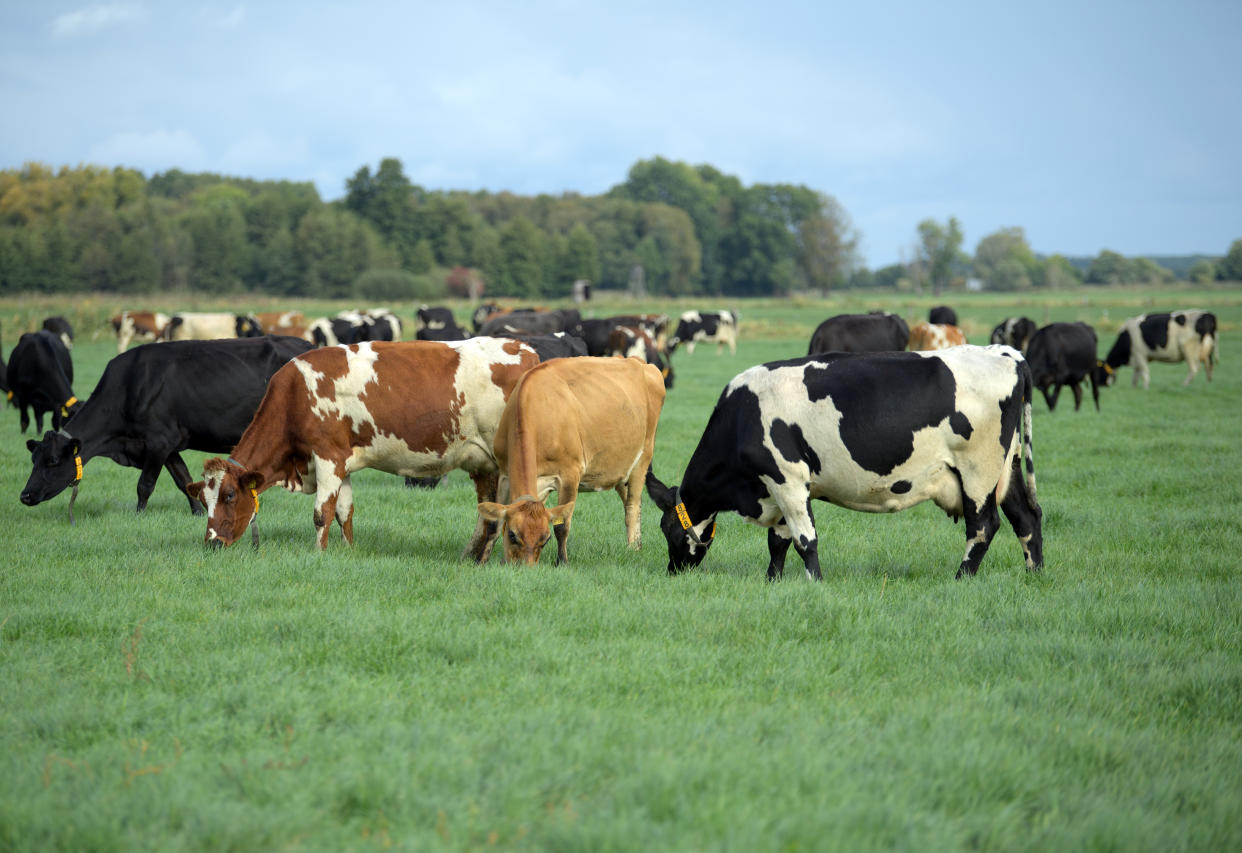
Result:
[1018, 357, 1038, 508]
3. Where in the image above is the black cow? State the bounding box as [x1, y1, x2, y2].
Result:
[668, 310, 737, 355]
[42, 316, 75, 350]
[479, 308, 582, 338]
[989, 316, 1038, 353]
[929, 306, 958, 326]
[416, 305, 469, 341]
[807, 312, 909, 355]
[1101, 310, 1217, 388]
[1024, 322, 1103, 412]
[7, 330, 81, 433]
[235, 314, 264, 338]
[576, 315, 670, 356]
[496, 332, 589, 362]
[646, 345, 1042, 580]
[20, 336, 314, 516]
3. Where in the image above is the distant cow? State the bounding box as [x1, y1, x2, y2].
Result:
[646, 345, 1042, 580]
[479, 308, 582, 338]
[929, 306, 958, 326]
[990, 316, 1038, 354]
[576, 315, 671, 356]
[416, 305, 469, 341]
[361, 308, 402, 341]
[163, 312, 260, 341]
[310, 309, 402, 346]
[605, 325, 673, 388]
[111, 311, 169, 352]
[496, 332, 589, 361]
[471, 302, 506, 333]
[669, 310, 737, 355]
[807, 312, 909, 355]
[1101, 310, 1217, 388]
[188, 338, 540, 555]
[1025, 322, 1104, 411]
[20, 337, 314, 518]
[908, 322, 967, 351]
[254, 311, 306, 333]
[42, 316, 75, 350]
[477, 357, 666, 565]
[6, 330, 81, 433]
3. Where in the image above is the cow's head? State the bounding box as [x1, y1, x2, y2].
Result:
[477, 496, 572, 564]
[644, 468, 716, 573]
[21, 431, 83, 506]
[1094, 360, 1117, 388]
[187, 458, 263, 548]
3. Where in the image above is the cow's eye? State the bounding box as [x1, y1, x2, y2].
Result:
[223, 491, 235, 503]
[508, 530, 520, 545]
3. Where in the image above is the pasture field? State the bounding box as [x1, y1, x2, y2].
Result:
[2, 286, 1241, 851]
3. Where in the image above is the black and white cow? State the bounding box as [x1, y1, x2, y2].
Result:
[494, 331, 589, 362]
[1024, 322, 1104, 412]
[929, 306, 958, 326]
[6, 330, 81, 433]
[42, 316, 75, 350]
[1101, 310, 1217, 388]
[20, 336, 314, 516]
[807, 312, 909, 355]
[668, 310, 738, 355]
[989, 316, 1038, 354]
[361, 308, 402, 342]
[646, 345, 1042, 581]
[471, 302, 506, 333]
[605, 325, 674, 388]
[415, 305, 469, 341]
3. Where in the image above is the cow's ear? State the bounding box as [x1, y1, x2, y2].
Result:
[186, 481, 205, 506]
[645, 468, 676, 511]
[240, 471, 265, 491]
[477, 501, 508, 522]
[548, 501, 574, 524]
[26, 439, 39, 453]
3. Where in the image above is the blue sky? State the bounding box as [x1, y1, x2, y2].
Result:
[2, 1, 1239, 268]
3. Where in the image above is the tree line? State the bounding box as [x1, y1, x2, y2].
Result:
[1, 159, 1238, 300]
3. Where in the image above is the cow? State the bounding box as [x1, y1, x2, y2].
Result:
[415, 305, 468, 341]
[309, 314, 364, 347]
[576, 315, 671, 356]
[1023, 322, 1106, 412]
[479, 308, 582, 338]
[929, 306, 958, 326]
[496, 332, 589, 361]
[6, 331, 81, 433]
[361, 308, 402, 342]
[1100, 310, 1217, 388]
[668, 310, 738, 355]
[471, 302, 507, 332]
[254, 310, 306, 333]
[989, 316, 1038, 354]
[477, 357, 666, 565]
[111, 311, 169, 353]
[0, 332, 9, 401]
[645, 345, 1043, 581]
[20, 336, 315, 518]
[605, 325, 673, 388]
[908, 322, 967, 351]
[187, 338, 541, 555]
[42, 316, 75, 350]
[807, 312, 909, 355]
[162, 312, 260, 341]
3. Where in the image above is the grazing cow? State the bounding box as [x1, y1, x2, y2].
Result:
[1025, 322, 1106, 411]
[807, 312, 909, 355]
[479, 308, 582, 338]
[361, 308, 402, 342]
[42, 316, 75, 350]
[1101, 310, 1217, 388]
[163, 312, 257, 341]
[668, 310, 738, 355]
[477, 357, 666, 565]
[309, 314, 363, 347]
[576, 315, 671, 356]
[645, 345, 1042, 580]
[990, 316, 1038, 354]
[929, 306, 958, 326]
[908, 322, 967, 351]
[7, 331, 81, 433]
[111, 311, 169, 352]
[254, 310, 306, 333]
[496, 332, 589, 361]
[472, 302, 506, 333]
[605, 325, 674, 388]
[416, 305, 468, 339]
[20, 336, 314, 517]
[187, 338, 540, 555]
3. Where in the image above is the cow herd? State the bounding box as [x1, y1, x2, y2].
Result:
[4, 300, 1220, 580]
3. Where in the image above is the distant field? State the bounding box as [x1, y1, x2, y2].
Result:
[2, 286, 1240, 850]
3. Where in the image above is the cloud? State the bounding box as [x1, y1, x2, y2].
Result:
[52, 4, 144, 37]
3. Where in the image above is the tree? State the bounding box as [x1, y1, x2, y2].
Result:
[1188, 259, 1217, 283]
[181, 185, 249, 292]
[1041, 254, 1081, 289]
[974, 227, 1037, 291]
[1218, 239, 1242, 281]
[916, 217, 964, 294]
[497, 216, 546, 298]
[1084, 249, 1130, 285]
[797, 193, 859, 291]
[344, 158, 420, 267]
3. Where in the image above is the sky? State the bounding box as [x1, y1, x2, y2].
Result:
[2, 1, 1239, 269]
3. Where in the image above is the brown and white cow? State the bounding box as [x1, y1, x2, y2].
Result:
[187, 338, 540, 555]
[908, 322, 967, 351]
[111, 311, 169, 353]
[254, 310, 307, 334]
[477, 357, 665, 565]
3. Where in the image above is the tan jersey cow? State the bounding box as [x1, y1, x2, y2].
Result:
[477, 356, 666, 565]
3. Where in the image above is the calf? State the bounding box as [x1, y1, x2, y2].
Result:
[908, 322, 967, 351]
[990, 316, 1038, 354]
[1101, 310, 1217, 388]
[477, 357, 666, 564]
[187, 338, 540, 555]
[20, 336, 314, 517]
[807, 312, 909, 354]
[7, 330, 81, 433]
[646, 345, 1042, 580]
[1025, 322, 1103, 411]
[669, 310, 737, 355]
[111, 311, 169, 353]
[605, 325, 673, 388]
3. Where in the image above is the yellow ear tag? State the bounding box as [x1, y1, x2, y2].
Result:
[674, 502, 692, 530]
[74, 456, 83, 482]
[250, 488, 260, 513]
[62, 396, 78, 416]
[552, 518, 565, 527]
[707, 521, 716, 541]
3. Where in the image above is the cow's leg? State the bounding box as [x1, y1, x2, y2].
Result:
[311, 456, 344, 550]
[1000, 467, 1043, 572]
[19, 405, 30, 433]
[1070, 381, 1083, 411]
[135, 453, 166, 512]
[766, 525, 793, 581]
[1041, 385, 1059, 411]
[336, 474, 355, 544]
[466, 471, 500, 562]
[619, 467, 646, 549]
[957, 490, 1001, 579]
[553, 476, 581, 565]
[775, 491, 821, 581]
[164, 452, 204, 515]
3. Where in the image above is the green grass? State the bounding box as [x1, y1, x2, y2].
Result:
[2, 287, 1241, 850]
